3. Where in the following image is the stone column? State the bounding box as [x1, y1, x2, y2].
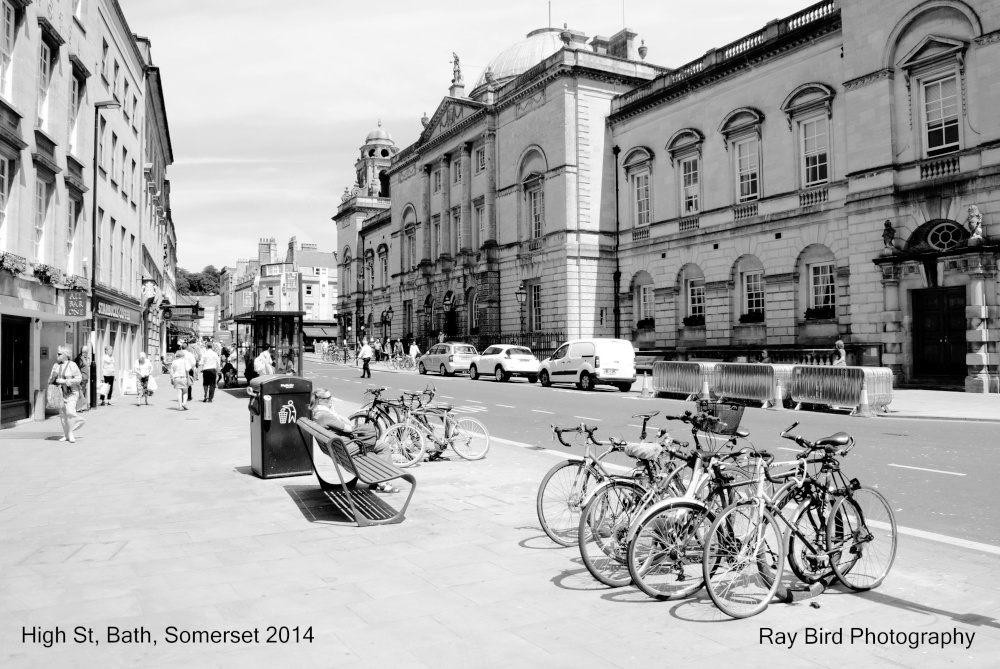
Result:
[879, 264, 904, 380]
[485, 129, 497, 242]
[964, 254, 998, 393]
[421, 165, 432, 262]
[439, 155, 451, 259]
[461, 142, 473, 253]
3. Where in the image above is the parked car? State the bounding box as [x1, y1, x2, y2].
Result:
[469, 345, 540, 382]
[418, 342, 479, 376]
[537, 338, 636, 392]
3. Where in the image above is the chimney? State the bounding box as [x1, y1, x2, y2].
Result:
[608, 28, 638, 60]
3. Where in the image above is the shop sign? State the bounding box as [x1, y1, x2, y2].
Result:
[66, 292, 87, 318]
[96, 298, 140, 324]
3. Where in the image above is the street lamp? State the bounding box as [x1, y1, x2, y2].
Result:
[382, 305, 394, 340]
[515, 281, 527, 335]
[89, 100, 122, 408]
[442, 293, 453, 338]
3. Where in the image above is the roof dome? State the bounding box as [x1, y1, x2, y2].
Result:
[365, 120, 393, 145]
[474, 28, 563, 89]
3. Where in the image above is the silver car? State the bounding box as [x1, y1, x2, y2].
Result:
[469, 345, 540, 383]
[418, 342, 479, 376]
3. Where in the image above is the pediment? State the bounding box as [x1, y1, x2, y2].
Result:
[418, 98, 485, 146]
[718, 107, 764, 137]
[897, 35, 967, 72]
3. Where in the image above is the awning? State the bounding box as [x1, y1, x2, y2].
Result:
[302, 326, 337, 338]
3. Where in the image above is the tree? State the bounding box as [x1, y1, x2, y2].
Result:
[176, 267, 194, 295]
[176, 266, 220, 295]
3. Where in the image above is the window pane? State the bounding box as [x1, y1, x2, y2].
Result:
[744, 271, 764, 313]
[682, 158, 700, 214]
[810, 263, 835, 308]
[736, 139, 759, 201]
[688, 279, 705, 317]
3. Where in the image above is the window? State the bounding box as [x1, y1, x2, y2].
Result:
[475, 204, 485, 246]
[130, 160, 137, 200]
[0, 1, 15, 98]
[96, 208, 104, 282]
[36, 41, 51, 129]
[633, 171, 650, 226]
[267, 286, 274, 297]
[406, 230, 416, 269]
[121, 147, 128, 191]
[809, 262, 835, 309]
[131, 95, 138, 128]
[343, 259, 351, 293]
[681, 157, 700, 214]
[433, 215, 441, 257]
[453, 160, 461, 183]
[403, 300, 412, 335]
[123, 81, 130, 121]
[98, 118, 107, 170]
[469, 293, 479, 330]
[68, 75, 83, 153]
[113, 60, 120, 99]
[111, 133, 118, 183]
[380, 254, 387, 285]
[66, 198, 81, 274]
[528, 283, 542, 332]
[454, 209, 462, 251]
[73, 0, 82, 19]
[475, 147, 485, 173]
[743, 270, 764, 314]
[33, 179, 49, 262]
[119, 227, 126, 290]
[528, 187, 544, 238]
[101, 40, 108, 80]
[688, 279, 705, 318]
[638, 284, 654, 320]
[801, 117, 829, 186]
[433, 169, 441, 192]
[243, 292, 252, 306]
[129, 234, 135, 295]
[923, 74, 959, 158]
[0, 155, 11, 227]
[305, 285, 313, 296]
[736, 138, 759, 202]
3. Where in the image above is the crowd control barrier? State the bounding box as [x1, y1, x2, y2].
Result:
[714, 363, 794, 408]
[790, 365, 893, 416]
[652, 361, 717, 399]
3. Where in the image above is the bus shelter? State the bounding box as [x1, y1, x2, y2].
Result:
[234, 310, 305, 380]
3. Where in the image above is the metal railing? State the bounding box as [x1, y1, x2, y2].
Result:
[790, 365, 893, 415]
[714, 363, 794, 407]
[652, 361, 717, 399]
[648, 345, 880, 367]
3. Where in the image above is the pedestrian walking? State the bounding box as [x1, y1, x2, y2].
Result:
[393, 339, 403, 358]
[49, 345, 85, 442]
[408, 340, 420, 364]
[100, 346, 116, 405]
[76, 345, 92, 412]
[134, 352, 154, 405]
[359, 339, 373, 378]
[254, 344, 275, 376]
[184, 343, 198, 402]
[170, 350, 191, 411]
[373, 338, 382, 362]
[200, 345, 220, 402]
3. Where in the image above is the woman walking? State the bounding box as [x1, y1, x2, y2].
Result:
[134, 352, 154, 406]
[170, 350, 191, 410]
[76, 345, 92, 411]
[49, 346, 85, 442]
[100, 346, 116, 405]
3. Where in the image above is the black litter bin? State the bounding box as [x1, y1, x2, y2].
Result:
[248, 375, 313, 478]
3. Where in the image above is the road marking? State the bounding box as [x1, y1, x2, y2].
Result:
[867, 521, 1000, 556]
[778, 447, 799, 452]
[532, 409, 554, 414]
[627, 424, 642, 429]
[439, 395, 453, 399]
[574, 416, 603, 422]
[887, 463, 965, 476]
[496, 404, 516, 408]
[452, 406, 488, 414]
[466, 400, 483, 404]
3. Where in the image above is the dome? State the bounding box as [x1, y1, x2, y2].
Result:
[365, 120, 393, 145]
[474, 28, 564, 89]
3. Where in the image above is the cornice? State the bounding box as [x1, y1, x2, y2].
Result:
[843, 68, 894, 91]
[974, 29, 1000, 47]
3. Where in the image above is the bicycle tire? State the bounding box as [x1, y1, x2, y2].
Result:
[536, 460, 598, 547]
[626, 500, 715, 600]
[380, 422, 426, 468]
[448, 417, 490, 460]
[786, 497, 834, 584]
[827, 487, 897, 591]
[703, 501, 785, 618]
[578, 479, 650, 587]
[348, 411, 390, 440]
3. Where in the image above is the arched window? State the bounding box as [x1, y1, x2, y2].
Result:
[518, 147, 547, 240]
[467, 288, 479, 333]
[666, 129, 704, 216]
[796, 244, 837, 320]
[342, 250, 352, 295]
[677, 264, 706, 327]
[719, 108, 765, 203]
[780, 84, 836, 188]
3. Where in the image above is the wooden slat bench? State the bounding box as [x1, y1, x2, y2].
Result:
[296, 417, 416, 527]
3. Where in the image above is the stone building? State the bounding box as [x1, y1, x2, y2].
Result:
[607, 0, 1000, 391]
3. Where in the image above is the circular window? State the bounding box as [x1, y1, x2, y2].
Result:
[927, 222, 964, 251]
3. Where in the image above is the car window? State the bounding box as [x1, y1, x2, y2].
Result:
[551, 345, 568, 360]
[483, 347, 498, 356]
[429, 345, 441, 355]
[455, 345, 476, 354]
[508, 347, 532, 356]
[569, 342, 596, 358]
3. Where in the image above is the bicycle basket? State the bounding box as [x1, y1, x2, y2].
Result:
[696, 400, 745, 436]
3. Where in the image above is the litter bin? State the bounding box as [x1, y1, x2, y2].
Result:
[247, 375, 313, 478]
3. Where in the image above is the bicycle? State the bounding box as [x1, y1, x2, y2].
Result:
[702, 424, 897, 618]
[348, 387, 408, 439]
[537, 411, 665, 547]
[380, 387, 491, 466]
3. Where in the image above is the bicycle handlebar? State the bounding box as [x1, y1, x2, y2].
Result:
[780, 421, 855, 458]
[551, 424, 601, 447]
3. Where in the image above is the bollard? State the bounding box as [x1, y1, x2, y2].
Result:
[769, 379, 783, 410]
[700, 376, 711, 400]
[640, 373, 653, 398]
[854, 379, 872, 417]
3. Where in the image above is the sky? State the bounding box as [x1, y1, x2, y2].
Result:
[124, 0, 810, 273]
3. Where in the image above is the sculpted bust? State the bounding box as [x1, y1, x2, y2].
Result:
[966, 205, 984, 246]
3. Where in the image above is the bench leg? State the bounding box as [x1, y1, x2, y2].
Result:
[351, 473, 417, 527]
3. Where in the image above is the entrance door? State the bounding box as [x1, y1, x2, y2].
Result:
[1, 316, 31, 423]
[912, 287, 966, 377]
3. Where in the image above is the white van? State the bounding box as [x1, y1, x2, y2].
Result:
[538, 339, 636, 392]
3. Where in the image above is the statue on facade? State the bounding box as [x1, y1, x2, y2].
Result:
[966, 205, 984, 246]
[451, 53, 463, 86]
[880, 220, 897, 256]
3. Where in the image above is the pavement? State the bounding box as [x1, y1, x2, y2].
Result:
[0, 374, 998, 668]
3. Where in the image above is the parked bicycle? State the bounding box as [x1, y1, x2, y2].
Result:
[380, 385, 491, 466]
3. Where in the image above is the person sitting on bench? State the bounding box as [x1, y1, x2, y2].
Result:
[308, 388, 399, 494]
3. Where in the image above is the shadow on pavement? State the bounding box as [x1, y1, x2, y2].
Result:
[283, 483, 403, 527]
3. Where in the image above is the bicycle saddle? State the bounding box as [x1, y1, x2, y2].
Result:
[428, 403, 453, 412]
[367, 387, 387, 394]
[734, 427, 750, 438]
[631, 411, 660, 420]
[816, 432, 851, 447]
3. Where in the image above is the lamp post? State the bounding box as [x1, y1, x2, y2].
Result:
[89, 100, 122, 408]
[442, 293, 453, 339]
[515, 281, 526, 336]
[386, 305, 393, 342]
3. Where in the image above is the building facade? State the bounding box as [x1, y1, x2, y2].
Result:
[0, 0, 176, 426]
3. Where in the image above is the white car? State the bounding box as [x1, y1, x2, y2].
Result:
[418, 342, 478, 376]
[538, 338, 636, 392]
[469, 345, 540, 383]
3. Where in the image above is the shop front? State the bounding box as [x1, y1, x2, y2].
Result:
[92, 289, 143, 406]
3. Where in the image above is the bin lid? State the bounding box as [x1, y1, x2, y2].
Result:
[249, 375, 313, 393]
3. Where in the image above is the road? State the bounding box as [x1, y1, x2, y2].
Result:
[303, 357, 998, 548]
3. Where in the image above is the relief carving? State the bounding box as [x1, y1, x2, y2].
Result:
[842, 68, 893, 91]
[516, 91, 545, 118]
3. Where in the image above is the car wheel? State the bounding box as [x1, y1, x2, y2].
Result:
[440, 364, 452, 377]
[579, 373, 594, 391]
[540, 370, 551, 387]
[418, 362, 427, 375]
[528, 375, 538, 384]
[495, 367, 508, 382]
[469, 365, 479, 380]
[616, 382, 632, 393]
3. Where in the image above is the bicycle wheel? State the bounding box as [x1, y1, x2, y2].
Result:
[448, 417, 490, 460]
[627, 500, 715, 600]
[786, 498, 833, 584]
[348, 411, 390, 440]
[827, 487, 896, 591]
[578, 480, 649, 587]
[703, 502, 785, 618]
[380, 422, 426, 468]
[537, 460, 598, 547]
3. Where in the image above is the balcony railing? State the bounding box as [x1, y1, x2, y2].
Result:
[678, 216, 700, 232]
[527, 238, 543, 251]
[799, 187, 828, 207]
[733, 202, 758, 220]
[631, 227, 650, 242]
[919, 155, 960, 180]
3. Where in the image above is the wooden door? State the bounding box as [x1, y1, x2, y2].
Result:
[912, 287, 966, 377]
